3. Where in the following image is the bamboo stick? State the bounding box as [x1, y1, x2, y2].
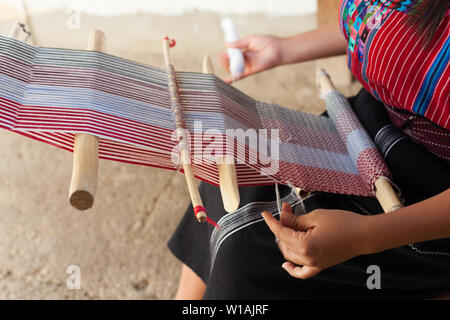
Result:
[316, 69, 403, 213]
[163, 37, 207, 222]
[68, 29, 105, 210]
[202, 54, 240, 213]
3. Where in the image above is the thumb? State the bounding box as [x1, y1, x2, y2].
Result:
[282, 262, 321, 279]
[226, 37, 251, 49]
[295, 212, 315, 231]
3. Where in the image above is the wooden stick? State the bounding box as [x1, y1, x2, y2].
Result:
[374, 177, 403, 213]
[8, 21, 21, 39]
[202, 54, 240, 213]
[163, 37, 207, 222]
[18, 0, 34, 45]
[68, 29, 105, 210]
[295, 187, 310, 199]
[316, 69, 403, 213]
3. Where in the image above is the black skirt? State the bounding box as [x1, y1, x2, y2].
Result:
[168, 89, 450, 299]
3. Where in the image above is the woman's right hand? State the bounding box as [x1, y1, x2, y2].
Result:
[219, 35, 284, 83]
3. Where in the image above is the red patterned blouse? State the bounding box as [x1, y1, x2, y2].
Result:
[339, 0, 450, 161]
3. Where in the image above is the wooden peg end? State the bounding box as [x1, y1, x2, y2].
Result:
[87, 29, 106, 52]
[375, 177, 403, 213]
[316, 68, 336, 95]
[202, 54, 214, 74]
[9, 21, 21, 39]
[69, 190, 94, 211]
[69, 133, 99, 210]
[196, 211, 207, 223]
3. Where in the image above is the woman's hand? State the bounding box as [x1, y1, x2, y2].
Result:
[218, 23, 348, 83]
[262, 189, 450, 279]
[219, 35, 283, 83]
[261, 203, 370, 279]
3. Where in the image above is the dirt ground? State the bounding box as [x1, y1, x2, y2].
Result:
[0, 10, 361, 299]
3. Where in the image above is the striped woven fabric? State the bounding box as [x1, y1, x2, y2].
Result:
[0, 35, 391, 197]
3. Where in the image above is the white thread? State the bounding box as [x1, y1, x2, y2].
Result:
[408, 244, 450, 256]
[415, 127, 450, 136]
[346, 196, 374, 215]
[274, 182, 282, 214]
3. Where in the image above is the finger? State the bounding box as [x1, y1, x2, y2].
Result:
[224, 73, 244, 84]
[224, 76, 234, 84]
[219, 52, 234, 83]
[225, 70, 253, 84]
[282, 262, 321, 279]
[218, 52, 230, 71]
[282, 202, 292, 213]
[227, 73, 251, 83]
[261, 211, 305, 248]
[226, 37, 251, 49]
[294, 212, 315, 232]
[280, 202, 298, 229]
[277, 240, 308, 266]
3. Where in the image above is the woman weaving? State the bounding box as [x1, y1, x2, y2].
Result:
[168, 0, 450, 299]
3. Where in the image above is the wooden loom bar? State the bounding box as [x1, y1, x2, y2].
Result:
[316, 69, 404, 213]
[202, 54, 240, 213]
[374, 177, 404, 213]
[163, 37, 207, 222]
[68, 29, 105, 210]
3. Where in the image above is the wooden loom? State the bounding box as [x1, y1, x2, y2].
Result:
[68, 29, 241, 222]
[8, 25, 403, 220]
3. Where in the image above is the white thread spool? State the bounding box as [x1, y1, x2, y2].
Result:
[221, 17, 245, 81]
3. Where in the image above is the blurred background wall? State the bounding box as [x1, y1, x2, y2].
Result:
[0, 0, 318, 16]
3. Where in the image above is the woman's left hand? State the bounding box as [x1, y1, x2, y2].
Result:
[261, 202, 371, 279]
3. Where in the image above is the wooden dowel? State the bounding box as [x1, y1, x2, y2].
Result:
[316, 68, 336, 93]
[163, 37, 206, 222]
[374, 177, 403, 212]
[202, 53, 214, 75]
[316, 69, 403, 213]
[17, 0, 34, 44]
[68, 29, 105, 210]
[8, 21, 21, 39]
[8, 21, 32, 43]
[202, 54, 240, 213]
